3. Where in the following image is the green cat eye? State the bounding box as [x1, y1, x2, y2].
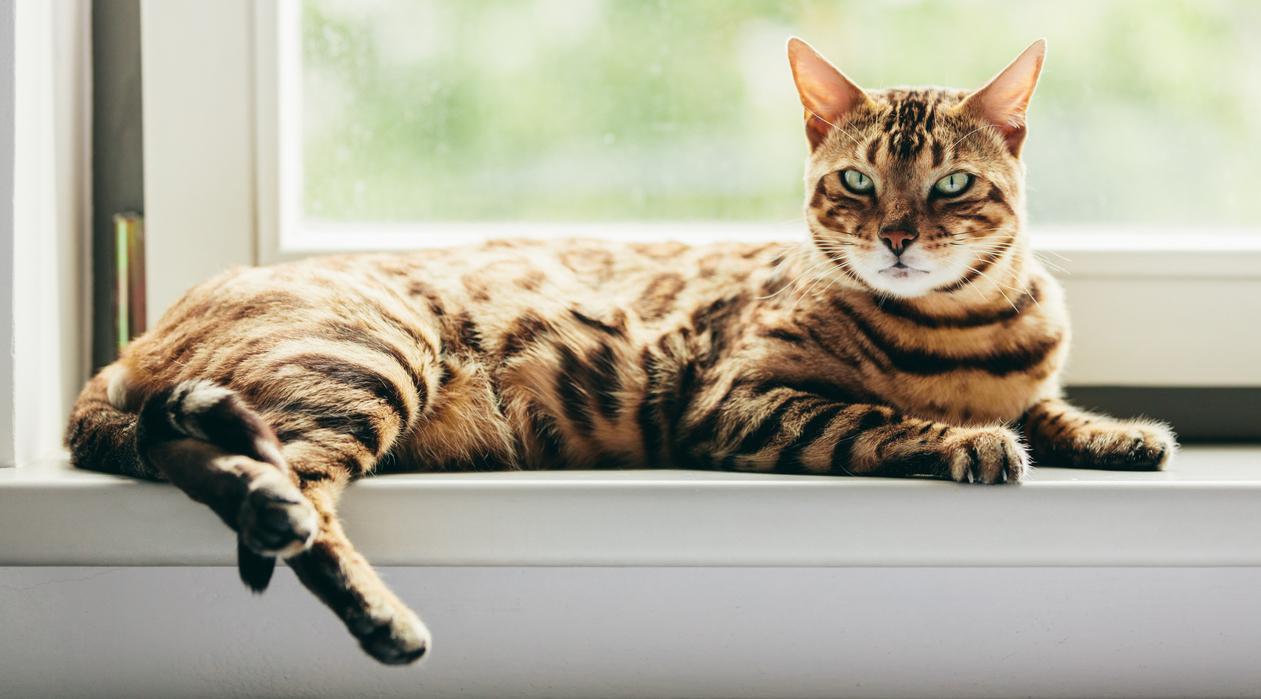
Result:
[840, 169, 875, 195]
[933, 172, 973, 197]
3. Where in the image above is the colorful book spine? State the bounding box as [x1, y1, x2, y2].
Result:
[113, 212, 146, 352]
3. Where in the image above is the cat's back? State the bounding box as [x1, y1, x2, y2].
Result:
[115, 237, 785, 461]
[143, 237, 783, 336]
[354, 237, 784, 317]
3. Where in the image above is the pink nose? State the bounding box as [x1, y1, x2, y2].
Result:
[879, 228, 918, 254]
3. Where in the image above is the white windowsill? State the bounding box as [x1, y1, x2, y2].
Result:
[2, 445, 1258, 567]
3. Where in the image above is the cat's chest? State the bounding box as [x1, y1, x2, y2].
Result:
[882, 367, 1059, 425]
[862, 323, 1069, 425]
[779, 294, 1069, 426]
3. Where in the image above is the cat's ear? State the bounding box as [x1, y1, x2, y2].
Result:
[961, 39, 1046, 157]
[787, 37, 870, 150]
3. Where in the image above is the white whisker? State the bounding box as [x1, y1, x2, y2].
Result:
[804, 107, 864, 149]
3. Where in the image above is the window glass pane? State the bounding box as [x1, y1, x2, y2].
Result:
[301, 0, 1261, 228]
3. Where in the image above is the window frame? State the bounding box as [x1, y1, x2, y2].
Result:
[138, 0, 1261, 391]
[2, 0, 91, 469]
[0, 0, 15, 467]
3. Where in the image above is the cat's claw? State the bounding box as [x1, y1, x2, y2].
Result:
[237, 472, 318, 557]
[1063, 422, 1174, 471]
[947, 427, 1028, 485]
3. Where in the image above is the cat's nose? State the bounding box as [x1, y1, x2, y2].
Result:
[878, 225, 918, 255]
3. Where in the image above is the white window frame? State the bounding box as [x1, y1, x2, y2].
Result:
[140, 0, 1261, 390]
[2, 0, 91, 468]
[0, 0, 15, 467]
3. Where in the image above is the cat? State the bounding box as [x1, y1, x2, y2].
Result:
[66, 37, 1175, 664]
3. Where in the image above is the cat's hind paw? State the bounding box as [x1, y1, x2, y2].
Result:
[237, 470, 318, 558]
[352, 600, 431, 665]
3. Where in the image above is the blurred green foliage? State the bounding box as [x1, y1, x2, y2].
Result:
[303, 0, 1261, 227]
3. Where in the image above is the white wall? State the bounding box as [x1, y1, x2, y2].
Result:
[1, 565, 1259, 698]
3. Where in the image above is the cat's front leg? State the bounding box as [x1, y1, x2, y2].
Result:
[686, 383, 1027, 483]
[1022, 397, 1176, 470]
[853, 419, 1029, 484]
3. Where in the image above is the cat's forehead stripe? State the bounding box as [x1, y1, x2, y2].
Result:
[841, 89, 960, 164]
[864, 135, 881, 165]
[872, 90, 958, 162]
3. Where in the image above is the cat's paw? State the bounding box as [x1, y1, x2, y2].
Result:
[944, 426, 1028, 484]
[1045, 420, 1175, 471]
[237, 471, 318, 557]
[351, 600, 431, 665]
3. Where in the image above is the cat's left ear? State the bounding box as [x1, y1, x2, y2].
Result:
[961, 39, 1046, 157]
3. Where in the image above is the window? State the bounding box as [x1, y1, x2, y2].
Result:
[291, 0, 1261, 233]
[137, 0, 1261, 389]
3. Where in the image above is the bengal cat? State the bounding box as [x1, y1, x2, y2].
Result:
[66, 38, 1174, 664]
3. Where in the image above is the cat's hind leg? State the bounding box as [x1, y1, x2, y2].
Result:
[230, 341, 441, 663]
[283, 463, 431, 665]
[140, 380, 432, 664]
[134, 382, 431, 663]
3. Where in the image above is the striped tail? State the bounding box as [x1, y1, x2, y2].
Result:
[65, 366, 158, 480]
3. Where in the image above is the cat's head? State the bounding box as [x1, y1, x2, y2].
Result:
[789, 38, 1045, 298]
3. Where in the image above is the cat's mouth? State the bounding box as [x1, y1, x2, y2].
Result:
[877, 261, 930, 279]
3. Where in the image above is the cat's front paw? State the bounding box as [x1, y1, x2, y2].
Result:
[237, 471, 318, 557]
[944, 426, 1028, 485]
[1038, 420, 1175, 471]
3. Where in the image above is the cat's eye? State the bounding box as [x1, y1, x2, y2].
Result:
[840, 169, 875, 195]
[932, 172, 973, 197]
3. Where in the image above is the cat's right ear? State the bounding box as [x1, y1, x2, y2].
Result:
[787, 38, 869, 150]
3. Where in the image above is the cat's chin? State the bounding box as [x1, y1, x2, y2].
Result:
[859, 265, 943, 299]
[877, 263, 930, 280]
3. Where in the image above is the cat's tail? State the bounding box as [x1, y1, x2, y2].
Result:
[66, 364, 294, 591]
[65, 364, 160, 480]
